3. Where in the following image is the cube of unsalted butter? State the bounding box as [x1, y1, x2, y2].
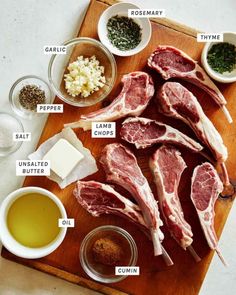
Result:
[43, 138, 84, 180]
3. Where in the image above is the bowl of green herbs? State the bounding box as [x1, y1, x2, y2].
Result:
[201, 32, 236, 83]
[98, 2, 151, 57]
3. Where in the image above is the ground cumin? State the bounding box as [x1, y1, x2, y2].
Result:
[92, 236, 123, 266]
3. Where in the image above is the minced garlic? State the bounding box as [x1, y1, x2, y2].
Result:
[64, 55, 106, 98]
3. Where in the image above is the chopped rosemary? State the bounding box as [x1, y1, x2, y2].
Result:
[107, 15, 142, 51]
[207, 42, 236, 74]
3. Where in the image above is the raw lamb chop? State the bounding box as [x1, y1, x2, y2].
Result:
[157, 82, 230, 186]
[100, 143, 164, 257]
[74, 180, 147, 232]
[191, 162, 226, 265]
[65, 72, 154, 131]
[150, 146, 193, 250]
[148, 45, 232, 123]
[74, 180, 174, 266]
[120, 117, 203, 153]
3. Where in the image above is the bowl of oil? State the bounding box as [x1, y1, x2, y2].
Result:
[0, 186, 67, 259]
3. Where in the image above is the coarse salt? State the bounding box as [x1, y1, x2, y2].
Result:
[0, 127, 14, 148]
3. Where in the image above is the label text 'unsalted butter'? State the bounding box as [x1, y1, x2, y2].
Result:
[92, 122, 116, 138]
[16, 160, 50, 176]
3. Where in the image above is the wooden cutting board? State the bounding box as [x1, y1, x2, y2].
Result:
[2, 0, 236, 294]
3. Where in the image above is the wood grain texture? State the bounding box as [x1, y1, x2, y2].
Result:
[2, 0, 236, 294]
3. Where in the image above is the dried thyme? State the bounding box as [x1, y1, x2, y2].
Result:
[107, 15, 142, 51]
[19, 85, 46, 111]
[207, 42, 236, 74]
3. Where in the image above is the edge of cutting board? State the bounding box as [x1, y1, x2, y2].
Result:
[2, 1, 234, 295]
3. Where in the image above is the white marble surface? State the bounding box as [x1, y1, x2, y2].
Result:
[0, 0, 235, 294]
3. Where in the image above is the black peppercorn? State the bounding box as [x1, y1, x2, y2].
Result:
[19, 84, 46, 111]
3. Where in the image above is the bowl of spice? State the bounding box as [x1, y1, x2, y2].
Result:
[201, 32, 236, 83]
[80, 225, 138, 283]
[98, 2, 152, 57]
[9, 75, 52, 119]
[48, 37, 117, 107]
[0, 112, 24, 157]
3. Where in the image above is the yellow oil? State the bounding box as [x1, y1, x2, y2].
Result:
[7, 193, 62, 248]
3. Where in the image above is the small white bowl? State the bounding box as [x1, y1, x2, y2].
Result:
[201, 32, 236, 83]
[0, 187, 67, 259]
[98, 2, 152, 57]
